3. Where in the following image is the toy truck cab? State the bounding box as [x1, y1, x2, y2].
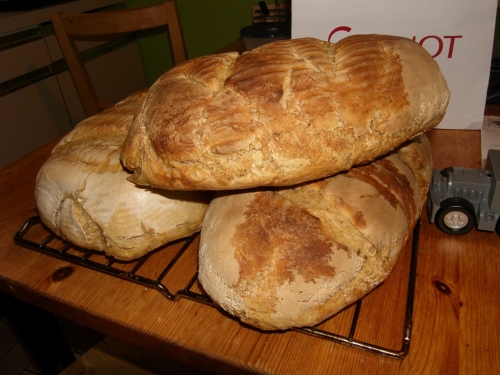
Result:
[428, 149, 500, 235]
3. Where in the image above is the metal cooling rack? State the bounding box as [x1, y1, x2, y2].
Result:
[14, 216, 420, 359]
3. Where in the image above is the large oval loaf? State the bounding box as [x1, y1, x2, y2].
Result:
[198, 135, 432, 330]
[121, 35, 448, 190]
[35, 91, 211, 261]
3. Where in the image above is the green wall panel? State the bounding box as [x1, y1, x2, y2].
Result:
[127, 0, 270, 86]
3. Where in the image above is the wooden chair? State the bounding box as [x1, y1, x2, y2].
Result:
[51, 1, 187, 117]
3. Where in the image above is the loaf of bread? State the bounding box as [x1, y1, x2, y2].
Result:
[121, 35, 448, 191]
[35, 91, 211, 260]
[198, 134, 432, 330]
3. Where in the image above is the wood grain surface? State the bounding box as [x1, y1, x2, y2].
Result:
[1, 127, 499, 375]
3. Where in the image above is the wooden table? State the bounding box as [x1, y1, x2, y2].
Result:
[1, 125, 499, 374]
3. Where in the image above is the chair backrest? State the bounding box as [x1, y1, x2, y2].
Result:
[51, 1, 187, 117]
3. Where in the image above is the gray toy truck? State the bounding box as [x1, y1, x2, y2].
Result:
[427, 149, 500, 235]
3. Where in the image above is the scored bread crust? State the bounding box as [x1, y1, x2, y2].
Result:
[198, 134, 432, 330]
[35, 91, 211, 260]
[121, 35, 448, 191]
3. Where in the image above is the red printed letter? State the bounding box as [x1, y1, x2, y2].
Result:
[328, 26, 351, 42]
[444, 35, 462, 58]
[417, 35, 444, 58]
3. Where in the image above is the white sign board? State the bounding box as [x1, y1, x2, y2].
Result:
[292, 0, 498, 129]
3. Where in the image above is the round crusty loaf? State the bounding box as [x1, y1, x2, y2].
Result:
[35, 91, 211, 260]
[198, 134, 432, 330]
[121, 35, 448, 191]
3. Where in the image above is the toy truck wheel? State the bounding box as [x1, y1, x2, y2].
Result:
[435, 198, 475, 235]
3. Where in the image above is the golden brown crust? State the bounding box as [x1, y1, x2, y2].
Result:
[35, 91, 211, 260]
[198, 135, 432, 330]
[121, 35, 448, 190]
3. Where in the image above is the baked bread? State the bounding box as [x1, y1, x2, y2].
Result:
[198, 134, 432, 330]
[121, 35, 448, 191]
[35, 91, 211, 260]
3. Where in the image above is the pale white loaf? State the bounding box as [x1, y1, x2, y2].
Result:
[198, 135, 432, 330]
[121, 35, 448, 191]
[35, 91, 211, 260]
